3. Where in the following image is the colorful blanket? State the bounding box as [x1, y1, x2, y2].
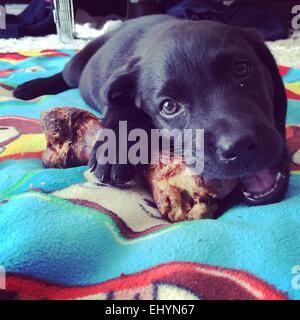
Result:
[0, 50, 300, 300]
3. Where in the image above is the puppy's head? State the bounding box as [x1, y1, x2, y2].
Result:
[101, 20, 289, 205]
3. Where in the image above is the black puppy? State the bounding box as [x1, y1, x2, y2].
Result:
[14, 15, 289, 205]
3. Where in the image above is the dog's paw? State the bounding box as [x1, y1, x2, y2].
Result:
[13, 79, 42, 100]
[88, 141, 135, 186]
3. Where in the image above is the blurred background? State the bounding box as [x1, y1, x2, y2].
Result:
[1, 0, 300, 67]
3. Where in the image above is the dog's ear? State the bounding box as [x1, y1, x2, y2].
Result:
[100, 57, 140, 108]
[244, 29, 287, 138]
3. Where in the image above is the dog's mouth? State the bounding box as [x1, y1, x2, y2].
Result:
[240, 167, 289, 205]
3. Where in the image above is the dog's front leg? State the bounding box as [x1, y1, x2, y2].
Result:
[88, 106, 149, 186]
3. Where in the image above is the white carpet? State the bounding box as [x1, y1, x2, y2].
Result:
[0, 22, 123, 52]
[267, 32, 300, 69]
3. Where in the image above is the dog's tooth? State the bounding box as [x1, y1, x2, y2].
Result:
[243, 191, 251, 197]
[276, 172, 282, 182]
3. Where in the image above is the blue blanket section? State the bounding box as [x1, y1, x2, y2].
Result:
[0, 174, 300, 298]
[287, 100, 300, 125]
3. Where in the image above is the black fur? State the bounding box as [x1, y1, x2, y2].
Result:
[14, 15, 288, 202]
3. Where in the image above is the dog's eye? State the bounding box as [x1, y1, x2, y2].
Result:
[160, 100, 183, 117]
[233, 60, 250, 78]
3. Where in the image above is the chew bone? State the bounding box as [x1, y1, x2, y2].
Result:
[145, 156, 238, 222]
[41, 107, 238, 221]
[41, 107, 101, 168]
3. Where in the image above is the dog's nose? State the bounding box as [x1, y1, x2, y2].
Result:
[216, 134, 259, 162]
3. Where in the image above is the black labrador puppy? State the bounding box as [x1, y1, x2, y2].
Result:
[14, 15, 289, 205]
